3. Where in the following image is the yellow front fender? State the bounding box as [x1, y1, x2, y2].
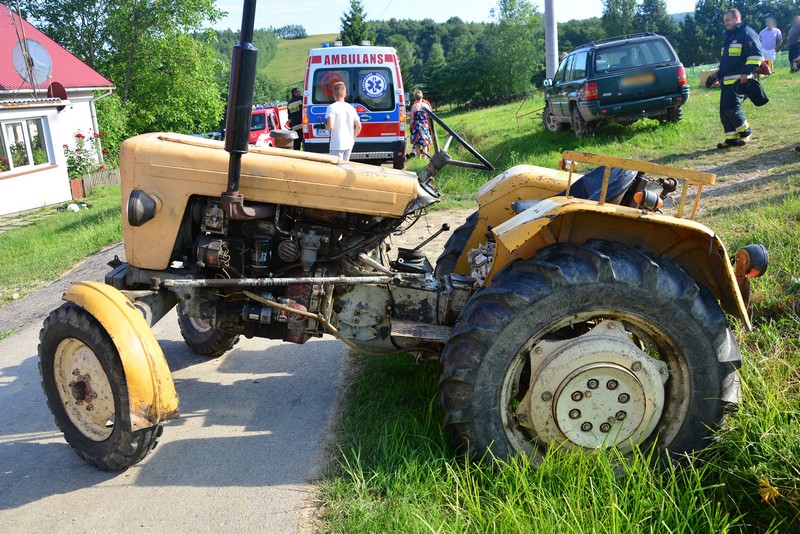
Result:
[487, 197, 751, 330]
[64, 281, 179, 430]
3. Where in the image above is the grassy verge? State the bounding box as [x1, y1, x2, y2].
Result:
[317, 70, 800, 531]
[0, 186, 122, 307]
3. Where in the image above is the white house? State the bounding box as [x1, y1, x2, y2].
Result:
[0, 5, 114, 215]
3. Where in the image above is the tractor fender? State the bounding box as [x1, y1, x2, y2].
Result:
[63, 281, 180, 430]
[487, 197, 751, 330]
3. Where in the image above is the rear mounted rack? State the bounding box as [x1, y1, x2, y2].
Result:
[561, 151, 716, 220]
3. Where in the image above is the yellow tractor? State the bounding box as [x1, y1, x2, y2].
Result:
[37, 2, 768, 470]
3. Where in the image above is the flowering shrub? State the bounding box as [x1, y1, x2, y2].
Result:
[64, 131, 105, 180]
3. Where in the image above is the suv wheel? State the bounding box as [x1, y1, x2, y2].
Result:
[543, 103, 567, 133]
[571, 106, 595, 138]
[665, 107, 683, 124]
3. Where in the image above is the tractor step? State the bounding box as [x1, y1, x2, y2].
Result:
[390, 319, 452, 343]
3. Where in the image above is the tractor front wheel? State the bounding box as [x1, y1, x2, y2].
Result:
[434, 211, 479, 278]
[439, 241, 740, 461]
[177, 303, 240, 358]
[38, 303, 162, 470]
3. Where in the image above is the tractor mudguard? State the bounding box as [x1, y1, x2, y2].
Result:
[64, 281, 180, 430]
[486, 197, 752, 330]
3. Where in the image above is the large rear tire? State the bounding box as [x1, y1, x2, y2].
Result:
[439, 241, 740, 461]
[177, 303, 240, 358]
[38, 303, 162, 470]
[434, 211, 479, 277]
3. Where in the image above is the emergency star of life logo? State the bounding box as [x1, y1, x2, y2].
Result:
[361, 72, 387, 99]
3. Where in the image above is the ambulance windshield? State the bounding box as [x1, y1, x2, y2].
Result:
[312, 67, 395, 111]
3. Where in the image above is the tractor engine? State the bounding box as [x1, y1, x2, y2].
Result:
[179, 196, 402, 342]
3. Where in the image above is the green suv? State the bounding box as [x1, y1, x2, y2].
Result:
[543, 33, 689, 137]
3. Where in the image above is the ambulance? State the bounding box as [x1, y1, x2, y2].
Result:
[303, 43, 406, 168]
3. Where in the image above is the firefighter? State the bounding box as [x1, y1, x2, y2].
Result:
[287, 87, 303, 150]
[716, 8, 764, 149]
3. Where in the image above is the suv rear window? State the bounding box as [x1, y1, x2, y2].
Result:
[594, 39, 675, 73]
[311, 67, 395, 111]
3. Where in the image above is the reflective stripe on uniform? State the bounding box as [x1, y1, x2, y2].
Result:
[736, 122, 750, 133]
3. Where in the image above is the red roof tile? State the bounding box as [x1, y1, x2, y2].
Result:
[0, 5, 113, 92]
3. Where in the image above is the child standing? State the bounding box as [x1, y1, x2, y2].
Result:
[325, 81, 361, 161]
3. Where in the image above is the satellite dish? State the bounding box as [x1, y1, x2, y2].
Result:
[47, 81, 68, 112]
[12, 39, 52, 87]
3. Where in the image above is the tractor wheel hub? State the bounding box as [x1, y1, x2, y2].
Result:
[517, 320, 669, 452]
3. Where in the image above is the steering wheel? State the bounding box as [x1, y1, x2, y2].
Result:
[423, 108, 494, 171]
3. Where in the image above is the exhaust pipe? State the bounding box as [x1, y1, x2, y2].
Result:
[221, 0, 269, 220]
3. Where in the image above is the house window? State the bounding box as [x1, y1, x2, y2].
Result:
[1, 117, 51, 173]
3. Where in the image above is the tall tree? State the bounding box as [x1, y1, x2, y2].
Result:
[422, 41, 446, 103]
[120, 32, 225, 134]
[693, 0, 729, 65]
[602, 0, 637, 37]
[103, 0, 221, 103]
[339, 0, 376, 46]
[558, 17, 606, 51]
[482, 0, 543, 97]
[675, 14, 706, 66]
[634, 0, 677, 38]
[386, 34, 417, 87]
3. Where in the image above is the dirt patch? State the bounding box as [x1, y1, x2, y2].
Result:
[387, 207, 475, 260]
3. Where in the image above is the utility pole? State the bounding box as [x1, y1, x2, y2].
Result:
[544, 0, 558, 79]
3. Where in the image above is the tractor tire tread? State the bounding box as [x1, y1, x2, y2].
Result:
[439, 242, 738, 460]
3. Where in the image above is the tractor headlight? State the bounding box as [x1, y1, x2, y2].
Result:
[127, 189, 159, 227]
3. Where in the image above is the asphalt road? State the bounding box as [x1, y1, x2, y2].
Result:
[0, 245, 344, 533]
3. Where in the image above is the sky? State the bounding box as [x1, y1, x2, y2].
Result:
[212, 1, 699, 34]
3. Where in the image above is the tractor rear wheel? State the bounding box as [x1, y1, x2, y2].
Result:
[434, 211, 479, 277]
[439, 241, 740, 461]
[38, 303, 162, 470]
[177, 303, 240, 358]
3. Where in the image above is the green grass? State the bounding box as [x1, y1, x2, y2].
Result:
[0, 186, 122, 307]
[264, 33, 339, 88]
[317, 68, 800, 531]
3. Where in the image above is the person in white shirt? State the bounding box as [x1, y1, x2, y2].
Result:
[325, 81, 361, 161]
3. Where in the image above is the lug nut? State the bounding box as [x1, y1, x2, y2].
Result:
[580, 422, 593, 432]
[631, 362, 642, 372]
[569, 409, 581, 419]
[86, 404, 94, 411]
[72, 369, 80, 376]
[607, 380, 618, 390]
[571, 391, 583, 402]
[600, 422, 611, 433]
[541, 391, 553, 402]
[587, 379, 599, 390]
[616, 410, 627, 420]
[618, 393, 630, 403]
[534, 347, 543, 354]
